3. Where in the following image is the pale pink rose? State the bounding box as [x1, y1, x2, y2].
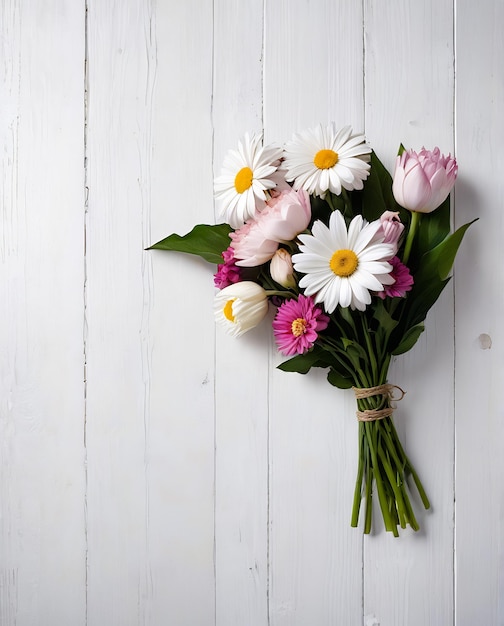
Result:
[257, 188, 311, 242]
[392, 147, 458, 213]
[230, 220, 279, 267]
[375, 211, 404, 254]
[270, 249, 296, 289]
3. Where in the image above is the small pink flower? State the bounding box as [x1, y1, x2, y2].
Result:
[258, 188, 311, 242]
[273, 294, 329, 356]
[392, 147, 458, 213]
[377, 257, 414, 299]
[230, 220, 279, 267]
[375, 211, 404, 254]
[214, 246, 242, 289]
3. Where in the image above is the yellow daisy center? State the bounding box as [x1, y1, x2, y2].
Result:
[330, 249, 359, 277]
[223, 299, 236, 322]
[313, 149, 338, 170]
[291, 317, 307, 337]
[234, 167, 254, 193]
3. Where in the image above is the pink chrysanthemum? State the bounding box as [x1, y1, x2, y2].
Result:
[273, 294, 330, 356]
[214, 247, 242, 289]
[377, 256, 414, 299]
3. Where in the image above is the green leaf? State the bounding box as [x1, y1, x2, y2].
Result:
[361, 151, 409, 224]
[437, 219, 478, 279]
[148, 223, 233, 265]
[392, 218, 477, 337]
[277, 345, 331, 374]
[392, 323, 425, 356]
[402, 276, 451, 331]
[414, 196, 451, 258]
[342, 338, 368, 363]
[416, 219, 477, 282]
[373, 299, 398, 336]
[327, 368, 354, 389]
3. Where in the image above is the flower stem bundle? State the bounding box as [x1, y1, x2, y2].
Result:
[351, 385, 430, 535]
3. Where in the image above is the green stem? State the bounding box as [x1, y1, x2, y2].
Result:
[340, 188, 352, 217]
[360, 315, 378, 383]
[377, 439, 409, 530]
[264, 289, 297, 299]
[386, 420, 431, 510]
[351, 422, 365, 527]
[364, 461, 373, 534]
[326, 192, 337, 212]
[402, 210, 421, 265]
[364, 421, 395, 533]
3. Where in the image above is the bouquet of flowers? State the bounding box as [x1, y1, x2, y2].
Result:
[150, 124, 475, 535]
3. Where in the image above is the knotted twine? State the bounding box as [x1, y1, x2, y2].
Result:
[352, 384, 406, 422]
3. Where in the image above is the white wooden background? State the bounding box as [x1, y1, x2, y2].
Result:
[1, 1, 502, 625]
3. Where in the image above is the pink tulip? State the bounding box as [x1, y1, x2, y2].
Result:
[392, 147, 458, 213]
[230, 220, 279, 267]
[257, 188, 311, 242]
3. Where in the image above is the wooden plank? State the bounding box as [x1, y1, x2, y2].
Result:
[363, 1, 456, 624]
[86, 2, 215, 624]
[212, 1, 270, 624]
[148, 2, 216, 623]
[454, 2, 504, 624]
[264, 2, 365, 624]
[0, 2, 86, 624]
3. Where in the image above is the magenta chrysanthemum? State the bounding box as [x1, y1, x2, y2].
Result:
[272, 294, 330, 356]
[214, 247, 242, 289]
[377, 256, 414, 299]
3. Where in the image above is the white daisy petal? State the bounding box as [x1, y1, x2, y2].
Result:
[333, 125, 353, 149]
[347, 277, 371, 305]
[214, 133, 283, 227]
[293, 209, 396, 312]
[351, 269, 384, 292]
[283, 123, 372, 197]
[347, 215, 365, 249]
[321, 278, 342, 314]
[339, 279, 352, 308]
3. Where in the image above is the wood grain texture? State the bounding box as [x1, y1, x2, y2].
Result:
[0, 2, 86, 624]
[148, 3, 217, 623]
[455, 2, 504, 624]
[86, 1, 215, 624]
[212, 2, 269, 624]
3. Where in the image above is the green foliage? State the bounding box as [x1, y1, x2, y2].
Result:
[391, 323, 424, 356]
[391, 218, 477, 345]
[148, 223, 232, 265]
[277, 344, 333, 374]
[327, 368, 353, 389]
[360, 151, 409, 225]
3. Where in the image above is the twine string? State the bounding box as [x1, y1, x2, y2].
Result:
[352, 384, 406, 422]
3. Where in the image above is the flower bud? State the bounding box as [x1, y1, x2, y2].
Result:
[214, 281, 269, 337]
[270, 249, 296, 289]
[376, 211, 404, 254]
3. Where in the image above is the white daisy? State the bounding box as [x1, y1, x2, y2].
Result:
[292, 210, 395, 313]
[214, 133, 283, 228]
[283, 123, 372, 197]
